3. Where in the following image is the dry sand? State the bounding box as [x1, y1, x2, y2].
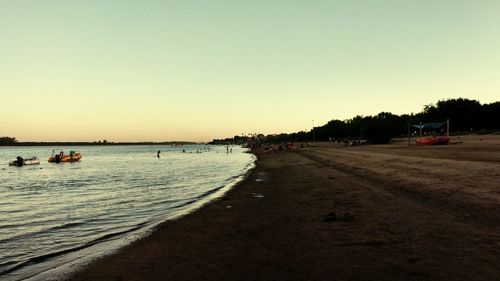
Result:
[68, 134, 500, 281]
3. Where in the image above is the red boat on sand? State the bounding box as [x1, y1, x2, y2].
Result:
[415, 136, 450, 145]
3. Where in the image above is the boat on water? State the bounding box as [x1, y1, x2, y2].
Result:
[48, 149, 82, 163]
[9, 156, 41, 166]
[415, 136, 450, 145]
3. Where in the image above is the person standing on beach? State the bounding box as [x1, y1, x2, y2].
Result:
[157, 150, 161, 158]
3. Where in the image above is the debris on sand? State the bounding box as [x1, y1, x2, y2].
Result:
[252, 193, 264, 198]
[323, 211, 337, 222]
[323, 211, 355, 222]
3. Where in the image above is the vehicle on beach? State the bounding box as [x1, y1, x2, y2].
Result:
[9, 156, 41, 166]
[48, 149, 82, 163]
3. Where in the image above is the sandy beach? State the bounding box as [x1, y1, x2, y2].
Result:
[68, 134, 500, 281]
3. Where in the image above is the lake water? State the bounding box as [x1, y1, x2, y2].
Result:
[0, 145, 255, 280]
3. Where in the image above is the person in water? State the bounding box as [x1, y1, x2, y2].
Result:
[16, 156, 24, 167]
[157, 150, 161, 158]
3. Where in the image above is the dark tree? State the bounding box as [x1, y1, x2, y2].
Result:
[211, 98, 500, 145]
[0, 137, 18, 146]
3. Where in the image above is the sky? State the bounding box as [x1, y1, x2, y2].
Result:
[1, 0, 499, 142]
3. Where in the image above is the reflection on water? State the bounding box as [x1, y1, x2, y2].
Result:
[0, 145, 255, 279]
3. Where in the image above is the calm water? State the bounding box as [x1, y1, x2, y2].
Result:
[0, 145, 255, 280]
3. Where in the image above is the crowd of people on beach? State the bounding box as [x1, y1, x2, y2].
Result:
[244, 137, 368, 154]
[248, 142, 296, 154]
[329, 138, 367, 147]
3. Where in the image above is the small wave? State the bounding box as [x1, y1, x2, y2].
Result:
[0, 221, 150, 277]
[0, 221, 87, 244]
[50, 221, 86, 231]
[173, 168, 251, 210]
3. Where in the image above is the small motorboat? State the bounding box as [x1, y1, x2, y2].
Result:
[415, 136, 450, 145]
[9, 156, 41, 167]
[48, 149, 82, 163]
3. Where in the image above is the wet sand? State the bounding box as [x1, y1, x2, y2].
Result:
[68, 134, 500, 281]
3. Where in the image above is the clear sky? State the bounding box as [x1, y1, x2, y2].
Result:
[1, 0, 499, 142]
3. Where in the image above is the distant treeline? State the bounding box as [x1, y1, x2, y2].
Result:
[0, 137, 197, 146]
[211, 98, 500, 144]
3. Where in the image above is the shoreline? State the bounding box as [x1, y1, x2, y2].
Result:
[52, 137, 500, 280]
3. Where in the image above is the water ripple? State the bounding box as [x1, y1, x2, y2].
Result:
[0, 145, 255, 279]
